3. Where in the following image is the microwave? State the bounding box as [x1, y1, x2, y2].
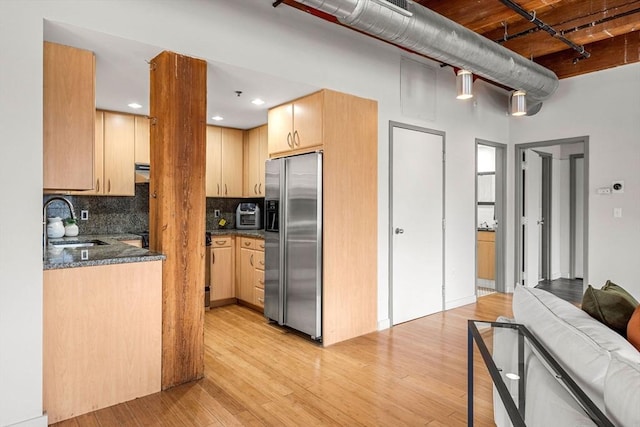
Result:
[236, 203, 261, 230]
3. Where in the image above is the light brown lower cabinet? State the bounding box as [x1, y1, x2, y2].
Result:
[235, 236, 264, 310]
[209, 236, 235, 301]
[477, 231, 496, 280]
[43, 261, 162, 424]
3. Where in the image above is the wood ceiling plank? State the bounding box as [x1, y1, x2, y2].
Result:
[535, 31, 640, 78]
[417, 0, 562, 33]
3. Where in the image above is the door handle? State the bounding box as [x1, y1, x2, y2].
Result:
[395, 228, 404, 234]
[537, 219, 544, 225]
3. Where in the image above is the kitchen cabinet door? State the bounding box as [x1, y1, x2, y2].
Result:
[238, 246, 255, 303]
[43, 42, 96, 191]
[221, 128, 243, 197]
[206, 126, 222, 197]
[103, 112, 135, 196]
[134, 115, 150, 165]
[244, 125, 268, 197]
[292, 91, 323, 150]
[477, 231, 496, 280]
[210, 238, 234, 301]
[268, 103, 294, 155]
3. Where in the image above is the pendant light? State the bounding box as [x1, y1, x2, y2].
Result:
[511, 90, 527, 116]
[456, 69, 473, 100]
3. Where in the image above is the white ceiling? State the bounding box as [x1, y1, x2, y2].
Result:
[44, 21, 319, 130]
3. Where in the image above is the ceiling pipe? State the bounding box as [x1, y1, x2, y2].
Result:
[293, 0, 559, 115]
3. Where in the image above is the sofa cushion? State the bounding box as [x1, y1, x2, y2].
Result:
[512, 285, 640, 410]
[627, 305, 640, 351]
[604, 354, 640, 427]
[582, 281, 639, 335]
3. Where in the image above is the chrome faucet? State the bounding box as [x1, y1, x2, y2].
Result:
[43, 196, 77, 247]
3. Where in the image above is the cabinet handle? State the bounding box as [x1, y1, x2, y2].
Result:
[258, 279, 264, 285]
[225, 184, 228, 195]
[244, 241, 250, 246]
[293, 130, 300, 147]
[250, 254, 254, 267]
[212, 251, 215, 264]
[287, 132, 293, 148]
[254, 184, 258, 194]
[215, 240, 226, 245]
[108, 179, 111, 193]
[96, 178, 100, 192]
[217, 183, 220, 195]
[258, 183, 262, 194]
[257, 297, 264, 303]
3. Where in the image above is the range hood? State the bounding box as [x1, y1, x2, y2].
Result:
[135, 163, 150, 183]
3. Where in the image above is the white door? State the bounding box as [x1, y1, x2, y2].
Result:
[524, 149, 542, 287]
[391, 126, 443, 325]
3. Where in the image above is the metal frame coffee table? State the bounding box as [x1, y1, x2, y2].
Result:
[467, 320, 614, 427]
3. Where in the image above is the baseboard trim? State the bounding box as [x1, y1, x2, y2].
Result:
[445, 295, 477, 310]
[7, 414, 48, 427]
[377, 318, 391, 331]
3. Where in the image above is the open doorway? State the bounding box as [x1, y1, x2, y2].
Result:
[515, 137, 588, 302]
[476, 140, 506, 297]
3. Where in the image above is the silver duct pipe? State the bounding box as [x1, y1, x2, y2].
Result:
[294, 0, 559, 114]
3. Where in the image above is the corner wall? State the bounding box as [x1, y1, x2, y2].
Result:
[510, 63, 640, 297]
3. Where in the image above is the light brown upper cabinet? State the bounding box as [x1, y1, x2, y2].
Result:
[206, 126, 243, 197]
[268, 91, 323, 157]
[134, 116, 150, 165]
[244, 125, 268, 197]
[66, 111, 136, 196]
[43, 42, 95, 191]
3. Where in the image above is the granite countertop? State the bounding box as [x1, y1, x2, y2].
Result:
[208, 229, 265, 239]
[44, 234, 165, 270]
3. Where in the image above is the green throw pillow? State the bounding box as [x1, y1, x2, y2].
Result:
[582, 280, 639, 336]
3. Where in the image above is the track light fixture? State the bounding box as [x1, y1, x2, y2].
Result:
[511, 90, 527, 116]
[456, 69, 473, 100]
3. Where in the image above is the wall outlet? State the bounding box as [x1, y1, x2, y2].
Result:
[80, 210, 89, 220]
[214, 209, 220, 218]
[614, 208, 623, 218]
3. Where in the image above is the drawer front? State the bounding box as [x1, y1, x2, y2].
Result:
[211, 236, 232, 248]
[254, 251, 265, 271]
[254, 287, 265, 308]
[255, 238, 265, 252]
[254, 269, 265, 289]
[239, 237, 255, 250]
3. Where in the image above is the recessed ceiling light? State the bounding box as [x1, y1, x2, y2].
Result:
[212, 115, 224, 121]
[505, 373, 520, 380]
[128, 102, 142, 109]
[251, 98, 265, 106]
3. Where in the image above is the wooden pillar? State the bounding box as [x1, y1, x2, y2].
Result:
[149, 51, 207, 389]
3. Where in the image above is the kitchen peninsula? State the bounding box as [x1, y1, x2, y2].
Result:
[43, 237, 165, 424]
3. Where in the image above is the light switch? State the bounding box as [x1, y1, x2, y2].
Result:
[614, 208, 622, 218]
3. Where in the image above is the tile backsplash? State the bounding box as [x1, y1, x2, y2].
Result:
[43, 184, 264, 235]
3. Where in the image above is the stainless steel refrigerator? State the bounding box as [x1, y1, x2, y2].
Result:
[264, 152, 322, 341]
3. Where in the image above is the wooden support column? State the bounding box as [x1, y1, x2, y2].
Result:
[149, 51, 207, 389]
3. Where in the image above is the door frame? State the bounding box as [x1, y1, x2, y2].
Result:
[514, 137, 589, 287]
[388, 121, 446, 324]
[569, 153, 585, 279]
[535, 150, 552, 281]
[475, 139, 507, 293]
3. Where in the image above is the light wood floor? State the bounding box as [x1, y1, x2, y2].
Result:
[51, 293, 512, 426]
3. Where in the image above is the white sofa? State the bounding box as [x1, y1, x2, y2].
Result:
[493, 285, 640, 427]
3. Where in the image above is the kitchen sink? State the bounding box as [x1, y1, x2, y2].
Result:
[48, 239, 110, 249]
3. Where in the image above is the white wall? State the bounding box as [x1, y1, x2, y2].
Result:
[511, 63, 640, 296]
[1, 1, 510, 424]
